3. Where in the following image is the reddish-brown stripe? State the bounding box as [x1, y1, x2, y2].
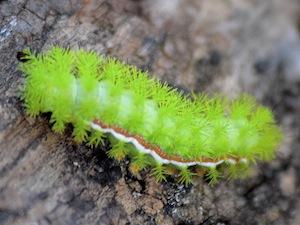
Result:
[93, 119, 241, 164]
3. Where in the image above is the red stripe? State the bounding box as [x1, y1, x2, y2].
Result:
[92, 119, 241, 164]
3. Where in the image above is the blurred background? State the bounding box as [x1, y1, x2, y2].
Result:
[0, 0, 299, 224]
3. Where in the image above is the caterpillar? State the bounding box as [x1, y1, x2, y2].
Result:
[18, 46, 283, 185]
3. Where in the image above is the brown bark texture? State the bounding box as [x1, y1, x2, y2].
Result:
[0, 0, 300, 224]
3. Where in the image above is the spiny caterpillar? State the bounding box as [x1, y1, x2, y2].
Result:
[18, 46, 283, 185]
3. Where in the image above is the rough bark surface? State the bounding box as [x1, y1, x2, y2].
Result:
[1, 0, 300, 224]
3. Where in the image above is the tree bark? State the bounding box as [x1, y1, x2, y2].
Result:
[1, 0, 300, 224]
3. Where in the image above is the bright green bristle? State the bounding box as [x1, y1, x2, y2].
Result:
[19, 46, 283, 185]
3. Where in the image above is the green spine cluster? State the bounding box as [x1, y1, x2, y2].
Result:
[19, 47, 283, 185]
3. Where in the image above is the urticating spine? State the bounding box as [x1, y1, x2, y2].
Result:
[19, 47, 283, 185]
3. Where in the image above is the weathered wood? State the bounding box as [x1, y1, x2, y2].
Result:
[1, 0, 300, 224]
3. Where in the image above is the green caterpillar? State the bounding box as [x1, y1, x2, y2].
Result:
[18, 46, 283, 185]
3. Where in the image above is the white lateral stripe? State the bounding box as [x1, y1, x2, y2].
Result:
[89, 122, 247, 168]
